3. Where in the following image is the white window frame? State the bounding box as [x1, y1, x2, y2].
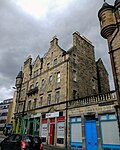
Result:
[57, 72, 60, 83]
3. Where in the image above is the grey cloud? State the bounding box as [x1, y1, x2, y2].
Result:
[0, 0, 115, 101]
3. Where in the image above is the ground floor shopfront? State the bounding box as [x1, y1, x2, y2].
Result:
[18, 107, 120, 150]
[13, 92, 120, 150]
[21, 111, 65, 147]
[69, 112, 120, 150]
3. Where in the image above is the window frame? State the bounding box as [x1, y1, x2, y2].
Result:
[57, 72, 60, 83]
[55, 91, 60, 103]
[47, 94, 51, 105]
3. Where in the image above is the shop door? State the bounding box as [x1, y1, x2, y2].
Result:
[29, 121, 33, 135]
[85, 119, 98, 150]
[49, 123, 55, 145]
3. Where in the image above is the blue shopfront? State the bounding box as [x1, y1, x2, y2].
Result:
[70, 113, 120, 150]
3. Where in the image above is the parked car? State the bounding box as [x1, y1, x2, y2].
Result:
[0, 134, 43, 150]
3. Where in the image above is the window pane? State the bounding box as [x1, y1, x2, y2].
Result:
[101, 120, 120, 144]
[54, 59, 57, 66]
[47, 94, 51, 105]
[36, 82, 39, 87]
[34, 99, 36, 109]
[77, 117, 81, 122]
[30, 84, 34, 89]
[71, 118, 76, 122]
[47, 63, 50, 69]
[109, 114, 116, 120]
[55, 91, 60, 103]
[100, 115, 106, 120]
[41, 79, 44, 88]
[49, 75, 53, 83]
[40, 97, 42, 107]
[57, 122, 64, 138]
[57, 72, 60, 83]
[71, 123, 82, 142]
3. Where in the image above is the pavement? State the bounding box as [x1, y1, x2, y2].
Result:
[44, 144, 68, 150]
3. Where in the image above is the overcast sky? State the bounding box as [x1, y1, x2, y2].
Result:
[0, 0, 115, 101]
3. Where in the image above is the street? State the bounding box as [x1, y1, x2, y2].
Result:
[0, 131, 67, 150]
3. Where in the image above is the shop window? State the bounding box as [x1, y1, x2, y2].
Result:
[100, 115, 106, 120]
[42, 137, 46, 143]
[71, 118, 76, 122]
[100, 113, 120, 149]
[109, 114, 116, 120]
[77, 117, 81, 122]
[41, 123, 47, 142]
[70, 117, 82, 149]
[57, 138, 64, 144]
[57, 121, 64, 144]
[56, 72, 60, 83]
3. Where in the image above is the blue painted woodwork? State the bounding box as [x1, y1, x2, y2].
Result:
[102, 144, 120, 150]
[70, 117, 82, 150]
[85, 120, 98, 150]
[99, 113, 120, 150]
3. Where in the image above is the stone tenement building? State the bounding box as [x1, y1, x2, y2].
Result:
[13, 31, 120, 150]
[98, 0, 120, 137]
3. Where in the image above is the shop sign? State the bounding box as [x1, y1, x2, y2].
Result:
[57, 122, 64, 138]
[41, 123, 47, 137]
[46, 112, 59, 118]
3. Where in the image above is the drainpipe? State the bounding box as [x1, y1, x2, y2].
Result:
[65, 59, 69, 149]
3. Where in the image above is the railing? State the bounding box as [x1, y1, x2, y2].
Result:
[68, 90, 117, 107]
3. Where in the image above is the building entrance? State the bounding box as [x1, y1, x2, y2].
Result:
[85, 115, 98, 150]
[49, 118, 55, 145]
[29, 120, 33, 135]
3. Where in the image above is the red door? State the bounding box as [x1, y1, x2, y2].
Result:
[49, 118, 55, 145]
